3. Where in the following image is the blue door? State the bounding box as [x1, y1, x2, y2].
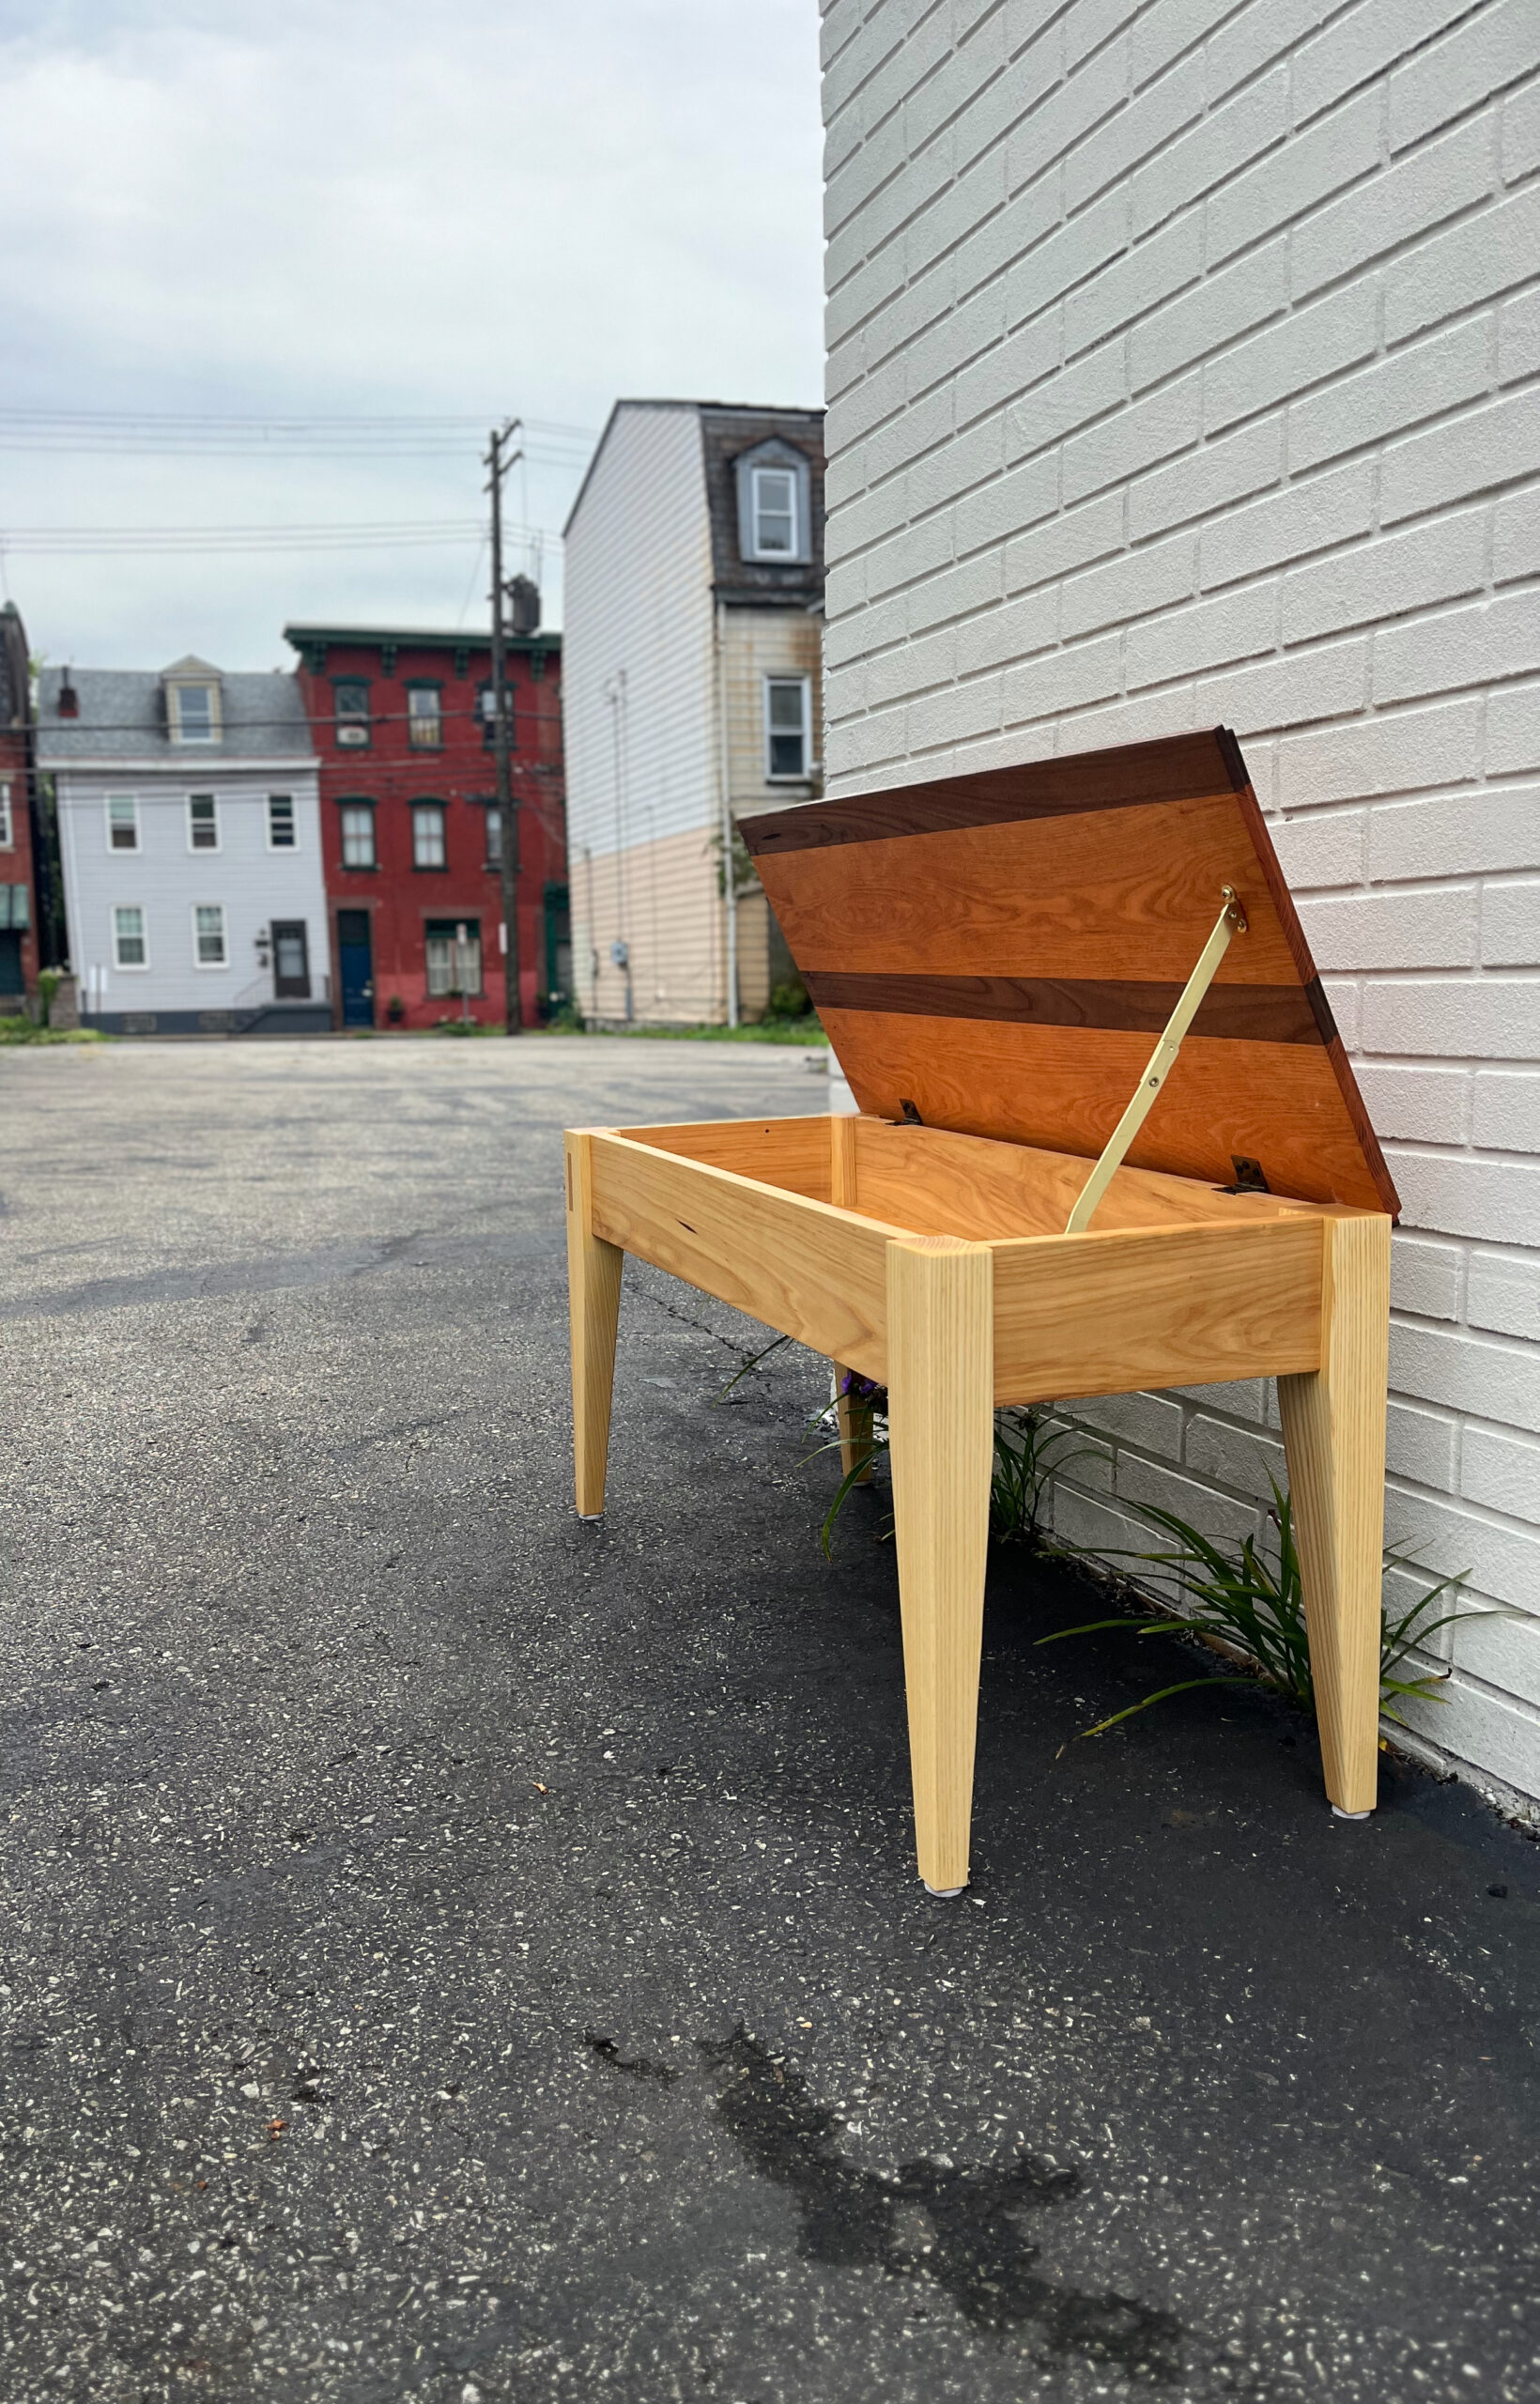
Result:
[337, 909, 374, 1027]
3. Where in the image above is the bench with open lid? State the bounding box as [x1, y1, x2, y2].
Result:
[564, 729, 1398, 1893]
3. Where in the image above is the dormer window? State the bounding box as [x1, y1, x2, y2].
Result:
[734, 439, 813, 565]
[172, 685, 216, 743]
[162, 657, 223, 745]
[751, 466, 796, 556]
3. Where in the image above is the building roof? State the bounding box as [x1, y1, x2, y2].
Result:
[562, 396, 825, 542]
[699, 406, 824, 609]
[37, 665, 316, 764]
[282, 624, 561, 667]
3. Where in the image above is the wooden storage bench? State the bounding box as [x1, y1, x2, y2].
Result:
[565, 731, 1398, 1894]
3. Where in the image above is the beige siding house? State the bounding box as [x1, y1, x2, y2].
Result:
[562, 400, 824, 1026]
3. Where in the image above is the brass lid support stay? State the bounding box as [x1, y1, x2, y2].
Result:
[1065, 887, 1248, 1234]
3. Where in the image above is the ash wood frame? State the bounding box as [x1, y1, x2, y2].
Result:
[565, 1111, 1390, 1891]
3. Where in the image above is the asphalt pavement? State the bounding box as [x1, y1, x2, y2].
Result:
[2, 1036, 1537, 2403]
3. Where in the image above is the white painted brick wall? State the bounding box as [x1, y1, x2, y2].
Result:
[821, 0, 1540, 1804]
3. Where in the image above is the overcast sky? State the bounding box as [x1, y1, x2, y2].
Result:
[0, 0, 825, 671]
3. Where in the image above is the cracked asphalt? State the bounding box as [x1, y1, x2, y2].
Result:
[2, 1036, 1538, 2403]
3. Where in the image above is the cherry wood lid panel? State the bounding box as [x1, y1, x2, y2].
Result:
[759, 791, 1306, 985]
[743, 727, 1397, 1217]
[821, 1010, 1383, 1210]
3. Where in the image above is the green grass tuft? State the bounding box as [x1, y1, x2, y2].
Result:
[1041, 1471, 1498, 1739]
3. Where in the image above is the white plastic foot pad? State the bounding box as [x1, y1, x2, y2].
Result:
[1332, 1805, 1372, 1821]
[578, 1512, 604, 1522]
[924, 1882, 966, 1898]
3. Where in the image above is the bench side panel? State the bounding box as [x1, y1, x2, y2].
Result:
[993, 1217, 1329, 1404]
[588, 1133, 892, 1377]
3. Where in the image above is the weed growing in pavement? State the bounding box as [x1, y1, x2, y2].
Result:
[809, 1388, 1092, 1561]
[1041, 1469, 1501, 1739]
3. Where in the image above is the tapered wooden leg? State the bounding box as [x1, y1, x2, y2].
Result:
[886, 1235, 993, 1892]
[1277, 1213, 1391, 1816]
[835, 1369, 876, 1484]
[564, 1129, 623, 1519]
[828, 1117, 873, 1481]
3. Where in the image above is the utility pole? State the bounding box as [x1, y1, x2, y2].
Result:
[485, 419, 523, 1033]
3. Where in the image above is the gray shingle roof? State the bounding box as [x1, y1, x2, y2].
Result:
[37, 666, 315, 763]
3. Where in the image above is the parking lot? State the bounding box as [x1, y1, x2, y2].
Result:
[3, 1037, 1537, 2402]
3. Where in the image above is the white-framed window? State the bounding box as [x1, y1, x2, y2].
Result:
[187, 794, 219, 852]
[425, 919, 482, 997]
[106, 794, 140, 852]
[170, 683, 218, 744]
[268, 794, 297, 849]
[340, 802, 377, 869]
[192, 903, 227, 967]
[412, 802, 447, 869]
[113, 904, 148, 968]
[764, 676, 812, 779]
[407, 686, 442, 748]
[750, 464, 798, 558]
[0, 782, 11, 848]
[484, 806, 502, 867]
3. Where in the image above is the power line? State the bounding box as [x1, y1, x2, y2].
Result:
[1, 516, 561, 555]
[0, 409, 594, 466]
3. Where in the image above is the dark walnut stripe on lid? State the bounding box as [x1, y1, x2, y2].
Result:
[741, 727, 1398, 1217]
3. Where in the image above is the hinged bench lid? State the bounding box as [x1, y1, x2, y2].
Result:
[741, 728, 1397, 1216]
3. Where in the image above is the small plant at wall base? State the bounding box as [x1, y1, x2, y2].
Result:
[1040, 1472, 1499, 1738]
[813, 1389, 1093, 1559]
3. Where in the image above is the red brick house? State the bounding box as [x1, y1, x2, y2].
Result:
[284, 622, 567, 1030]
[0, 602, 41, 1010]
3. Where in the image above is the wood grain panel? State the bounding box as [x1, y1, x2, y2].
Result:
[744, 726, 1398, 1219]
[760, 791, 1301, 985]
[821, 1009, 1389, 1212]
[1277, 1212, 1392, 1815]
[887, 1237, 993, 1892]
[612, 1115, 833, 1200]
[744, 728, 1237, 855]
[805, 968, 1323, 1042]
[587, 1133, 898, 1378]
[852, 1117, 1323, 1240]
[991, 1217, 1327, 1404]
[564, 1129, 624, 1518]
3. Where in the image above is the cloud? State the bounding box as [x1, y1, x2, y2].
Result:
[0, 0, 825, 665]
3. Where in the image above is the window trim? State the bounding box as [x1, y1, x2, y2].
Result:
[424, 917, 484, 999]
[337, 797, 377, 871]
[105, 794, 141, 854]
[763, 673, 813, 782]
[483, 803, 503, 869]
[735, 441, 812, 565]
[0, 781, 11, 849]
[266, 793, 298, 852]
[332, 676, 372, 749]
[411, 799, 448, 871]
[112, 902, 149, 971]
[406, 680, 444, 749]
[186, 793, 221, 855]
[749, 463, 798, 561]
[192, 902, 228, 970]
[167, 681, 220, 746]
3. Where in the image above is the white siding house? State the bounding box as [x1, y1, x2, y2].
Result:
[38, 659, 329, 1034]
[820, 0, 1540, 1807]
[562, 400, 825, 1025]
